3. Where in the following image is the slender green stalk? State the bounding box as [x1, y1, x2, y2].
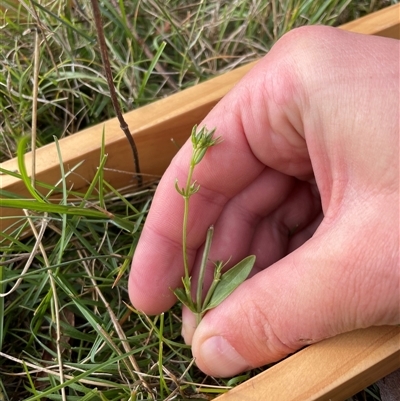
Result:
[158, 312, 168, 399]
[196, 226, 214, 317]
[201, 261, 224, 314]
[31, 28, 40, 188]
[174, 125, 219, 315]
[181, 161, 196, 284]
[174, 125, 255, 326]
[0, 280, 3, 352]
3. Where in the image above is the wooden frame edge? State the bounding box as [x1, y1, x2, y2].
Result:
[215, 326, 400, 401]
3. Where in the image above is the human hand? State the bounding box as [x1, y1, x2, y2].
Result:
[129, 26, 399, 377]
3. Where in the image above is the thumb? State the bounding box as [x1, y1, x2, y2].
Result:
[187, 204, 399, 377]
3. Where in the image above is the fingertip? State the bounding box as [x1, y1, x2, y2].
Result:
[128, 261, 178, 315]
[193, 334, 251, 378]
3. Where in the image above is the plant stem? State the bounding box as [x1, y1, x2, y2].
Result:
[196, 261, 222, 326]
[31, 27, 40, 189]
[174, 125, 220, 317]
[196, 226, 214, 312]
[182, 160, 195, 283]
[202, 261, 224, 312]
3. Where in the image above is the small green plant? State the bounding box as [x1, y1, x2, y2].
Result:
[174, 125, 256, 326]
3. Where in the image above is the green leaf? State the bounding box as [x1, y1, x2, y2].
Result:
[0, 199, 136, 233]
[173, 288, 197, 313]
[110, 216, 137, 233]
[0, 198, 106, 217]
[203, 255, 255, 312]
[174, 178, 185, 196]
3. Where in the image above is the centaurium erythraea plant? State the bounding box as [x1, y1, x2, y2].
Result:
[174, 125, 256, 326]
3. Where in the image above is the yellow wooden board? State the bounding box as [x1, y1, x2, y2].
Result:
[215, 326, 400, 401]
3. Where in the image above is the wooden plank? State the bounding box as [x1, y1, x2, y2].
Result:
[214, 326, 400, 401]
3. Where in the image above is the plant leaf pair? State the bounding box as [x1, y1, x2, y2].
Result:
[173, 255, 255, 316]
[203, 255, 255, 312]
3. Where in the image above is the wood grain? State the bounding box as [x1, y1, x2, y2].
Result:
[214, 326, 400, 401]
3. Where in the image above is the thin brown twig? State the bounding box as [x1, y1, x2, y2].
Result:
[90, 0, 142, 187]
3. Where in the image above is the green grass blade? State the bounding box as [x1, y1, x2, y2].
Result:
[1, 198, 136, 232]
[0, 161, 87, 198]
[54, 136, 68, 267]
[30, 0, 94, 43]
[0, 262, 4, 352]
[137, 41, 167, 101]
[17, 136, 45, 203]
[1, 199, 105, 218]
[22, 349, 141, 401]
[99, 127, 106, 209]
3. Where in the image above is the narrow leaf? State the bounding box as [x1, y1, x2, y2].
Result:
[137, 41, 167, 99]
[0, 199, 107, 217]
[0, 199, 136, 232]
[110, 216, 137, 233]
[203, 255, 255, 312]
[173, 288, 197, 313]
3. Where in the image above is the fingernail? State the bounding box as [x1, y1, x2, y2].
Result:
[181, 306, 197, 345]
[197, 336, 250, 377]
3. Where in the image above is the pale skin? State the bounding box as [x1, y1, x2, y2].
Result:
[129, 26, 399, 377]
